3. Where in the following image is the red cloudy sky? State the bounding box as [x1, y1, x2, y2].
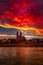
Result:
[0, 0, 43, 35]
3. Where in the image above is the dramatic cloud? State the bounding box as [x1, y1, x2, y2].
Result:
[0, 0, 43, 35]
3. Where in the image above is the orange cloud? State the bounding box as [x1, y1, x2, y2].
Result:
[0, 23, 43, 35]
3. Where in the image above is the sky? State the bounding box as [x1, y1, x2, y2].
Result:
[0, 0, 43, 35]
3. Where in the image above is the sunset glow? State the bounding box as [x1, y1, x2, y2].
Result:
[0, 0, 43, 35]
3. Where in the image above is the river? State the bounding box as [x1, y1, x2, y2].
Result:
[0, 47, 43, 65]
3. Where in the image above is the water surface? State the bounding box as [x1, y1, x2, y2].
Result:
[0, 47, 43, 65]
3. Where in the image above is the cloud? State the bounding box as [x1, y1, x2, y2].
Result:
[0, 0, 43, 35]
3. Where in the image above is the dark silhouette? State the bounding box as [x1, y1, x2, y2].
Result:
[17, 31, 18, 38]
[0, 31, 43, 47]
[16, 31, 28, 44]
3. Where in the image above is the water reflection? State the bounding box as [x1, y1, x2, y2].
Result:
[0, 47, 43, 65]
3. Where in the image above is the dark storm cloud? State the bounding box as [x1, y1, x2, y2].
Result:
[26, 0, 43, 18]
[0, 0, 10, 5]
[0, 0, 43, 16]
